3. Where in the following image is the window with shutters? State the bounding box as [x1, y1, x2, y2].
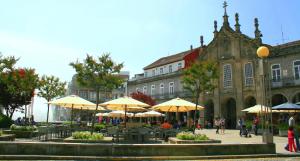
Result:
[223, 64, 232, 88]
[169, 65, 172, 73]
[244, 62, 253, 86]
[271, 64, 281, 82]
[294, 60, 300, 80]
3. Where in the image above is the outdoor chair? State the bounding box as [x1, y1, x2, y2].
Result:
[107, 127, 119, 142]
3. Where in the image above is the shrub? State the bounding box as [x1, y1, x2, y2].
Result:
[176, 132, 209, 141]
[94, 124, 106, 131]
[10, 124, 37, 131]
[143, 124, 151, 128]
[72, 131, 104, 140]
[0, 130, 2, 136]
[194, 134, 209, 141]
[277, 123, 289, 130]
[0, 114, 13, 128]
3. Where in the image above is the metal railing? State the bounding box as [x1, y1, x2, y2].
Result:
[270, 77, 300, 88]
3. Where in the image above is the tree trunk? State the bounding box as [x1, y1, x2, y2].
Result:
[46, 101, 50, 123]
[91, 88, 99, 134]
[193, 92, 200, 134]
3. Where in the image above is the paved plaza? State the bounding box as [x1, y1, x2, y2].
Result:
[197, 129, 298, 155]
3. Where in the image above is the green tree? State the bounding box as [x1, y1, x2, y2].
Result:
[70, 54, 123, 133]
[38, 75, 66, 123]
[0, 68, 39, 118]
[182, 60, 218, 133]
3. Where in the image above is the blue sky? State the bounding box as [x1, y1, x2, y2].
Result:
[0, 0, 299, 120]
[0, 0, 299, 82]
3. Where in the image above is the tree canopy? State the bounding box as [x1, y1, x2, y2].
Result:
[182, 60, 218, 133]
[131, 91, 156, 106]
[70, 53, 124, 133]
[38, 75, 66, 123]
[0, 67, 39, 118]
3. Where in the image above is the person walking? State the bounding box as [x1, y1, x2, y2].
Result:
[288, 126, 297, 152]
[214, 118, 220, 134]
[238, 117, 244, 136]
[253, 116, 259, 135]
[220, 118, 225, 134]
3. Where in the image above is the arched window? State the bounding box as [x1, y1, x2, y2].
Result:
[223, 64, 232, 88]
[244, 62, 253, 86]
[294, 60, 300, 80]
[169, 82, 174, 95]
[151, 85, 155, 96]
[271, 64, 281, 82]
[160, 83, 164, 95]
[143, 86, 147, 94]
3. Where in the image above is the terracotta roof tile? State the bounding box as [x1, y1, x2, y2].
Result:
[143, 47, 200, 70]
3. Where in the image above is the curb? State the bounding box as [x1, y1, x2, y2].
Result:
[0, 154, 299, 160]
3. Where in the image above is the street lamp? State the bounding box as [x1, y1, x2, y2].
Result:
[257, 46, 273, 143]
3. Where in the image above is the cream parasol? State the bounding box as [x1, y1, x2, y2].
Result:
[48, 95, 105, 124]
[100, 96, 150, 127]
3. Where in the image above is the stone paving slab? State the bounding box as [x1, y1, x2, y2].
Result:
[196, 129, 298, 155]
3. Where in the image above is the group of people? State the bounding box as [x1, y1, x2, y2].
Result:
[15, 116, 36, 125]
[214, 117, 225, 134]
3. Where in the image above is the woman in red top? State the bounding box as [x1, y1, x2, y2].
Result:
[288, 126, 297, 152]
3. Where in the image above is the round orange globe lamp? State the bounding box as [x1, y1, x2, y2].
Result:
[257, 46, 269, 58]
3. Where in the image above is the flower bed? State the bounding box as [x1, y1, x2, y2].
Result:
[169, 132, 221, 144]
[3, 124, 38, 138]
[72, 131, 104, 140]
[176, 132, 209, 141]
[64, 131, 112, 143]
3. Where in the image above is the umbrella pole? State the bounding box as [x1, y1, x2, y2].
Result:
[71, 104, 74, 126]
[176, 106, 179, 122]
[125, 105, 127, 128]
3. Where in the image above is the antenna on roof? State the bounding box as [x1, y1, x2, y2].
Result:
[281, 25, 286, 44]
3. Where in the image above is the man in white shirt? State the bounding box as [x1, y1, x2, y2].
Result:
[289, 113, 295, 128]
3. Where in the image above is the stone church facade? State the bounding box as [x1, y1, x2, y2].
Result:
[127, 3, 300, 128]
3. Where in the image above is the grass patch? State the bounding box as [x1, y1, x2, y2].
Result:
[72, 131, 104, 140]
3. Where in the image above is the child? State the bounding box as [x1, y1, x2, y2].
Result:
[288, 126, 297, 152]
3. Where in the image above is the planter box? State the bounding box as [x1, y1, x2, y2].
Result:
[3, 130, 38, 138]
[168, 137, 221, 144]
[279, 130, 288, 137]
[0, 134, 15, 141]
[63, 137, 113, 143]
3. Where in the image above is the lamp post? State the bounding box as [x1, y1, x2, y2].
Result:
[257, 46, 273, 143]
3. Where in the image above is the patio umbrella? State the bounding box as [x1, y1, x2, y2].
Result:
[143, 110, 165, 117]
[107, 110, 134, 117]
[96, 113, 109, 117]
[242, 104, 284, 114]
[242, 104, 271, 113]
[48, 95, 103, 125]
[152, 97, 204, 112]
[152, 97, 204, 121]
[100, 96, 150, 127]
[272, 102, 300, 111]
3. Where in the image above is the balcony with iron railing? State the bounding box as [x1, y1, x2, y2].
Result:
[270, 76, 300, 88]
